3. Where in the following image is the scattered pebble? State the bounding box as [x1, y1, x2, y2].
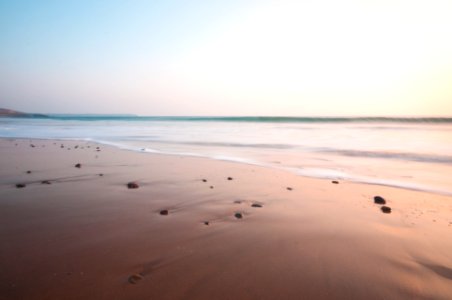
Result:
[210, 186, 214, 189]
[30, 144, 35, 148]
[127, 182, 139, 189]
[41, 180, 51, 185]
[99, 173, 104, 177]
[381, 206, 392, 214]
[227, 177, 233, 180]
[128, 274, 143, 284]
[202, 179, 207, 182]
[287, 187, 293, 191]
[26, 170, 31, 174]
[251, 203, 263, 208]
[75, 163, 81, 168]
[160, 210, 169, 216]
[16, 184, 26, 188]
[204, 221, 209, 225]
[234, 212, 243, 219]
[233, 200, 242, 204]
[374, 196, 386, 205]
[332, 180, 339, 184]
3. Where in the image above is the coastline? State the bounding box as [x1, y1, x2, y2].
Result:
[1, 138, 451, 299]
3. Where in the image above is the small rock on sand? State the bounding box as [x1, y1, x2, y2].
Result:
[99, 173, 104, 176]
[16, 184, 26, 188]
[251, 203, 263, 208]
[26, 170, 31, 174]
[128, 274, 143, 284]
[127, 182, 139, 189]
[210, 186, 214, 189]
[374, 196, 386, 205]
[202, 179, 207, 182]
[204, 221, 209, 225]
[332, 181, 339, 184]
[234, 212, 243, 219]
[286, 187, 293, 191]
[75, 163, 81, 168]
[41, 180, 51, 185]
[160, 210, 169, 216]
[381, 206, 392, 214]
[227, 177, 233, 180]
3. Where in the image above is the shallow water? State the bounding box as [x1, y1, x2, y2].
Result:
[1, 116, 452, 195]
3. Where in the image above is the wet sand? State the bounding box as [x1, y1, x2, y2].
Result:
[0, 138, 451, 300]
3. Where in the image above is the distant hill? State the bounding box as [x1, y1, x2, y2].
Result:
[0, 108, 48, 118]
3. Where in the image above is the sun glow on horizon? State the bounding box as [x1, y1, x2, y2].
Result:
[163, 0, 452, 116]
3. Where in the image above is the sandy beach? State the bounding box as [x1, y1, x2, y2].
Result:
[0, 138, 451, 300]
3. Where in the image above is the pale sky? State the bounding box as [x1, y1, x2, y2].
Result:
[1, 0, 451, 116]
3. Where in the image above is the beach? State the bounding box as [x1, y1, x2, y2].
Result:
[1, 138, 451, 300]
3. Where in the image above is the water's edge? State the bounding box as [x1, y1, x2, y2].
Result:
[3, 137, 451, 197]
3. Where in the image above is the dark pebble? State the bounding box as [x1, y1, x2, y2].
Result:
[381, 206, 392, 214]
[128, 274, 143, 284]
[16, 184, 26, 188]
[41, 180, 51, 185]
[374, 196, 386, 205]
[332, 181, 339, 184]
[99, 173, 104, 176]
[127, 182, 139, 189]
[234, 212, 243, 219]
[287, 187, 293, 191]
[210, 186, 214, 189]
[75, 163, 81, 168]
[204, 221, 209, 225]
[26, 170, 31, 174]
[202, 179, 207, 182]
[160, 210, 169, 216]
[30, 144, 35, 148]
[251, 203, 263, 208]
[227, 177, 233, 180]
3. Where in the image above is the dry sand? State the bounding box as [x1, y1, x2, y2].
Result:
[0, 138, 451, 300]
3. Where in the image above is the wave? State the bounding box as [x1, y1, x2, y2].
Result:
[104, 139, 452, 164]
[18, 115, 452, 124]
[317, 148, 452, 164]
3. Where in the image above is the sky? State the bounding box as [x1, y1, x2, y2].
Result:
[1, 0, 451, 116]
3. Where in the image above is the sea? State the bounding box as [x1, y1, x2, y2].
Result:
[1, 116, 452, 196]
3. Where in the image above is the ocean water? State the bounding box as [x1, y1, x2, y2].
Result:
[1, 116, 452, 195]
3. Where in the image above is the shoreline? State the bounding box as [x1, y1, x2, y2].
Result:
[2, 137, 452, 197]
[1, 138, 452, 299]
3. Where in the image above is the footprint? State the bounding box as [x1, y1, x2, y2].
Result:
[128, 273, 144, 284]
